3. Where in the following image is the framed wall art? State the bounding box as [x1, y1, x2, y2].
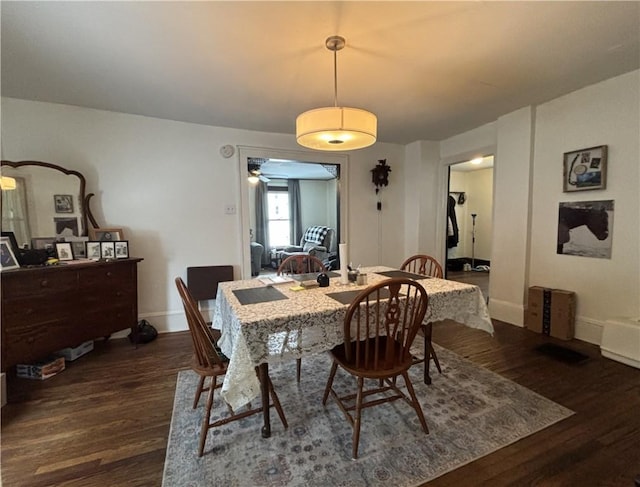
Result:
[563, 145, 607, 192]
[54, 194, 74, 213]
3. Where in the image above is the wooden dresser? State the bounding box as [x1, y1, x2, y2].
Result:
[1, 258, 143, 371]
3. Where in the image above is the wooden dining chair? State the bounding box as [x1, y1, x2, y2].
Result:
[175, 277, 288, 456]
[277, 253, 326, 276]
[322, 278, 430, 459]
[401, 254, 444, 382]
[277, 254, 327, 382]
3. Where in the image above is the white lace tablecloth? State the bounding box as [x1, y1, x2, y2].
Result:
[214, 266, 493, 410]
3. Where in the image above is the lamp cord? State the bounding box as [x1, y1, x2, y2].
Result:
[333, 46, 338, 108]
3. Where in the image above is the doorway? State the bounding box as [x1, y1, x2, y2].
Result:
[445, 156, 494, 301]
[237, 146, 349, 279]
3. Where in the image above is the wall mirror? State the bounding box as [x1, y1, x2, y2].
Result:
[1, 160, 91, 249]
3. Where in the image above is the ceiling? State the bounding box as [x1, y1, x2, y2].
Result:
[2, 2, 639, 145]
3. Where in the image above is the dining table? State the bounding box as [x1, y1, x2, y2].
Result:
[214, 265, 493, 438]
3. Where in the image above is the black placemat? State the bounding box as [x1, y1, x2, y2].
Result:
[327, 288, 392, 305]
[232, 286, 288, 305]
[377, 270, 429, 280]
[292, 271, 340, 282]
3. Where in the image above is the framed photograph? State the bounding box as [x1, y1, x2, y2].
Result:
[563, 145, 607, 192]
[1, 237, 21, 270]
[2, 231, 22, 255]
[557, 200, 613, 258]
[55, 242, 74, 261]
[31, 237, 56, 251]
[115, 240, 129, 259]
[86, 241, 101, 260]
[54, 217, 79, 238]
[65, 236, 89, 259]
[54, 194, 74, 213]
[100, 241, 116, 260]
[89, 227, 124, 242]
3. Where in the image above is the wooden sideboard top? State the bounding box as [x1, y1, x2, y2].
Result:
[1, 258, 144, 277]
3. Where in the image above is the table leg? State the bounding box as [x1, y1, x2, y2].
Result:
[423, 323, 432, 385]
[258, 362, 271, 438]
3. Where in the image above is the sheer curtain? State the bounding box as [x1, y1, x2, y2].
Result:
[2, 177, 31, 247]
[254, 181, 271, 265]
[288, 179, 303, 246]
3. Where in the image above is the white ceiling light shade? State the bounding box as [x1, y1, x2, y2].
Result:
[296, 36, 377, 151]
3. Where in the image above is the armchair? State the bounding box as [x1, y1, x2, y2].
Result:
[280, 226, 336, 264]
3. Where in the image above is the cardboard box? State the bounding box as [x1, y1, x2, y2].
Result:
[526, 286, 575, 340]
[56, 340, 94, 361]
[16, 356, 65, 380]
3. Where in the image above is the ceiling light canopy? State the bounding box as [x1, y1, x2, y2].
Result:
[296, 36, 377, 151]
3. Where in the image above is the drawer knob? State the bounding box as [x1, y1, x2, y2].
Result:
[106, 271, 113, 278]
[27, 337, 35, 344]
[40, 280, 48, 287]
[116, 291, 123, 297]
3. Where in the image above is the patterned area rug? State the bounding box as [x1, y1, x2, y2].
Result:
[163, 341, 573, 486]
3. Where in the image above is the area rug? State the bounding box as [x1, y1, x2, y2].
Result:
[162, 341, 573, 487]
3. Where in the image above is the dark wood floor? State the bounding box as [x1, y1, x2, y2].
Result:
[2, 321, 639, 486]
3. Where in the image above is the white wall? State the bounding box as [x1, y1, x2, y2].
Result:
[1, 97, 406, 332]
[529, 70, 640, 343]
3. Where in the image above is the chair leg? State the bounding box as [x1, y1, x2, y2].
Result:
[322, 361, 339, 405]
[267, 377, 289, 428]
[429, 344, 442, 373]
[401, 371, 429, 434]
[352, 376, 365, 460]
[193, 375, 206, 409]
[296, 358, 302, 383]
[198, 376, 216, 457]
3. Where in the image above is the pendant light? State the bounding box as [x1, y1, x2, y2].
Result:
[296, 36, 377, 151]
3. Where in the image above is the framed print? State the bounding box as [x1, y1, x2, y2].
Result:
[65, 236, 89, 259]
[54, 194, 74, 213]
[0, 237, 21, 270]
[89, 227, 124, 242]
[557, 200, 613, 258]
[54, 217, 79, 238]
[115, 240, 129, 259]
[2, 231, 22, 256]
[563, 145, 607, 192]
[55, 242, 74, 261]
[31, 237, 56, 251]
[86, 241, 101, 260]
[100, 241, 116, 259]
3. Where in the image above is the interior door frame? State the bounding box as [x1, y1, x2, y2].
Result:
[437, 146, 495, 276]
[237, 145, 349, 279]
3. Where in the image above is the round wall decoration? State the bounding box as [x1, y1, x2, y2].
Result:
[220, 144, 235, 158]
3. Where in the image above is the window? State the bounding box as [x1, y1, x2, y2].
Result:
[267, 188, 290, 247]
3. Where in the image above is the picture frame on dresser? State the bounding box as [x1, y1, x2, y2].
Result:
[87, 241, 101, 260]
[89, 227, 124, 242]
[31, 237, 56, 251]
[100, 241, 116, 259]
[55, 242, 74, 261]
[0, 237, 20, 270]
[115, 240, 129, 259]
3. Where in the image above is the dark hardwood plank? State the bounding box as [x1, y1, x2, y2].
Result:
[2, 322, 639, 486]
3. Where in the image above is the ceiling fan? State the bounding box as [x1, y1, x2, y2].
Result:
[248, 159, 270, 183]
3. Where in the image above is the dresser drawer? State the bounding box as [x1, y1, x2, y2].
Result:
[79, 263, 134, 289]
[2, 319, 80, 367]
[2, 296, 74, 330]
[1, 271, 77, 299]
[84, 304, 136, 336]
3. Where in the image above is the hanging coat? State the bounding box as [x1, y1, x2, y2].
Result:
[447, 195, 459, 248]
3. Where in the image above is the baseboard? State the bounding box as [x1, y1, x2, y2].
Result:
[573, 316, 603, 346]
[488, 298, 525, 327]
[600, 317, 640, 369]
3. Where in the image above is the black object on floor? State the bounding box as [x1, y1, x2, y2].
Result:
[535, 343, 589, 364]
